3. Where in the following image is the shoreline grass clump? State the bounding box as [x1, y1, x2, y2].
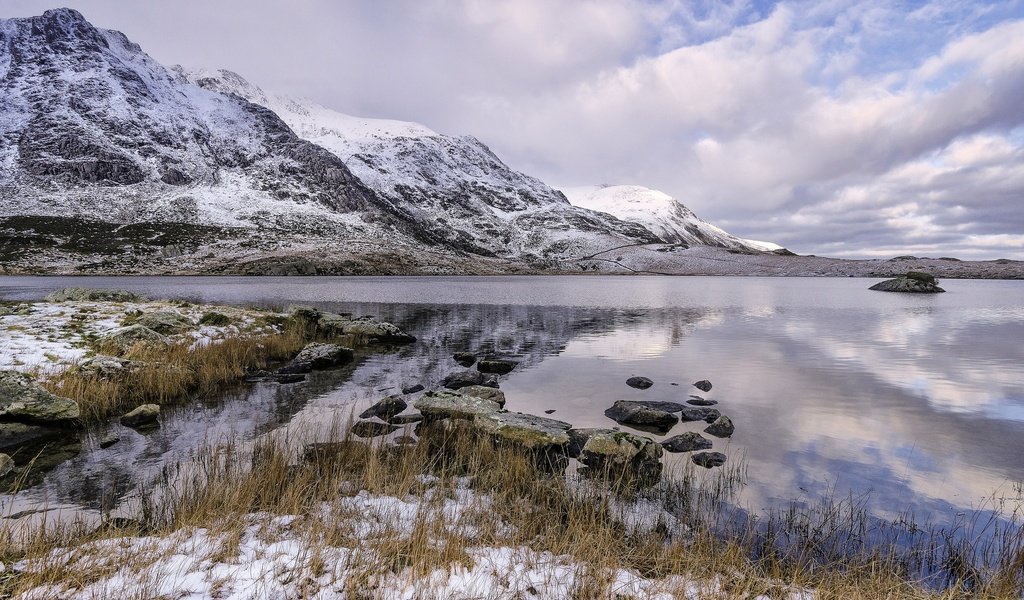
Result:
[3, 419, 1022, 598]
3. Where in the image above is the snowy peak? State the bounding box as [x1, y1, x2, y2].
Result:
[562, 185, 778, 251]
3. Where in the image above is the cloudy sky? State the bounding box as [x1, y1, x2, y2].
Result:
[7, 0, 1024, 258]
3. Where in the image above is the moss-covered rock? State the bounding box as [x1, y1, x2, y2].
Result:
[98, 325, 170, 354]
[414, 391, 502, 420]
[474, 411, 572, 449]
[120, 404, 160, 430]
[134, 310, 193, 334]
[0, 370, 80, 423]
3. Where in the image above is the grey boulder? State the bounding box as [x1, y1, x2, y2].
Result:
[360, 395, 408, 420]
[120, 404, 160, 430]
[869, 272, 945, 293]
[704, 415, 735, 438]
[604, 400, 678, 433]
[661, 432, 713, 453]
[0, 370, 80, 424]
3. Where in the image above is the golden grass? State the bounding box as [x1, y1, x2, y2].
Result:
[40, 321, 357, 423]
[3, 418, 1019, 598]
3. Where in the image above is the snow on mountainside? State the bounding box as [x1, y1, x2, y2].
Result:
[177, 68, 659, 259]
[0, 8, 391, 234]
[561, 185, 779, 252]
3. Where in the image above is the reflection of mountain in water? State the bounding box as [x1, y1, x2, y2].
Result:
[3, 303, 715, 515]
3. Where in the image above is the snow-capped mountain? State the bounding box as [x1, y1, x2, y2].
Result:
[0, 8, 777, 275]
[561, 185, 779, 252]
[176, 68, 658, 258]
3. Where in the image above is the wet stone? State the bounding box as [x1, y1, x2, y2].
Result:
[604, 400, 678, 433]
[360, 395, 408, 420]
[686, 395, 717, 406]
[626, 376, 654, 389]
[441, 370, 498, 390]
[387, 413, 424, 425]
[456, 385, 506, 407]
[693, 380, 713, 392]
[402, 384, 425, 394]
[704, 415, 735, 438]
[351, 421, 400, 438]
[661, 432, 712, 453]
[452, 352, 476, 367]
[692, 451, 727, 468]
[679, 407, 721, 423]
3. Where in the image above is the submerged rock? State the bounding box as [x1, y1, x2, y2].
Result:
[693, 380, 713, 392]
[626, 376, 654, 389]
[679, 407, 721, 423]
[452, 352, 476, 367]
[351, 421, 400, 438]
[441, 370, 498, 390]
[120, 404, 160, 430]
[692, 451, 727, 468]
[279, 343, 354, 374]
[686, 395, 717, 406]
[99, 325, 169, 354]
[0, 371, 80, 424]
[414, 391, 502, 420]
[704, 415, 735, 438]
[661, 432, 713, 453]
[134, 310, 193, 334]
[475, 411, 572, 449]
[456, 385, 506, 407]
[402, 383, 425, 394]
[360, 395, 408, 420]
[579, 430, 663, 484]
[45, 288, 145, 302]
[271, 373, 306, 384]
[604, 400, 678, 433]
[869, 272, 945, 293]
[477, 359, 516, 374]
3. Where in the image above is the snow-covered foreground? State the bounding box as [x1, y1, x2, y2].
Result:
[9, 480, 807, 600]
[0, 300, 277, 374]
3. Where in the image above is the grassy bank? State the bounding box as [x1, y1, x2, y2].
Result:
[3, 420, 1020, 599]
[41, 319, 319, 423]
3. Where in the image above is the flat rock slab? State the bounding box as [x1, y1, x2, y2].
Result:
[0, 370, 80, 423]
[626, 376, 653, 389]
[693, 380, 713, 392]
[686, 395, 717, 406]
[661, 432, 713, 453]
[351, 421, 400, 438]
[679, 407, 721, 423]
[475, 411, 572, 449]
[704, 415, 735, 438]
[477, 359, 516, 374]
[692, 451, 727, 468]
[360, 395, 408, 420]
[631, 400, 686, 413]
[456, 385, 506, 407]
[441, 370, 498, 390]
[604, 400, 678, 433]
[414, 391, 502, 420]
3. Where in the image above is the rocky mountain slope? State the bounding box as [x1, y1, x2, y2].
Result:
[0, 9, 668, 274]
[176, 68, 659, 259]
[561, 185, 778, 252]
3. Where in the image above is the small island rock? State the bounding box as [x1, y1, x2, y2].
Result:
[869, 272, 945, 293]
[626, 376, 654, 389]
[704, 415, 735, 438]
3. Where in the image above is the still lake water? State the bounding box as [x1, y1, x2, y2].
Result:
[1, 275, 1023, 529]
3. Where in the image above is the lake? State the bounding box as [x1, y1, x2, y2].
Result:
[1, 275, 1023, 531]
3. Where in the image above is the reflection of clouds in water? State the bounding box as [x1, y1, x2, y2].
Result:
[780, 308, 1024, 415]
[561, 312, 723, 361]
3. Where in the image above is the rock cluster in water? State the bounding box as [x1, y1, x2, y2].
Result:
[869, 271, 945, 293]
